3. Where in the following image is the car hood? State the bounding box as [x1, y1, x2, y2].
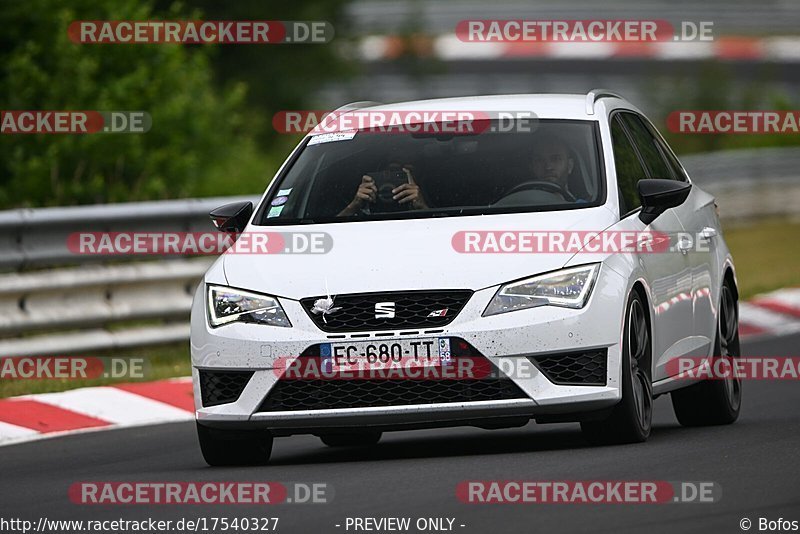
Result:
[222, 207, 617, 300]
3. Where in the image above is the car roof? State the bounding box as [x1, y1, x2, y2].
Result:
[341, 93, 635, 121]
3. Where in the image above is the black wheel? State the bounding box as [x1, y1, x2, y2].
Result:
[581, 291, 653, 444]
[320, 432, 382, 448]
[196, 422, 273, 466]
[671, 281, 742, 426]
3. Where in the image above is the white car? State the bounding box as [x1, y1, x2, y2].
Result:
[191, 90, 741, 466]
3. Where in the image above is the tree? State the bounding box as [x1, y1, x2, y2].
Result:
[0, 0, 272, 207]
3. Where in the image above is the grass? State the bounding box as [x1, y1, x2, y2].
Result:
[723, 218, 800, 300]
[0, 218, 797, 399]
[0, 343, 190, 399]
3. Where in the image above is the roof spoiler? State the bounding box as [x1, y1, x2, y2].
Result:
[585, 89, 624, 115]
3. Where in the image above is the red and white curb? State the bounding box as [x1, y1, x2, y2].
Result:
[739, 288, 800, 338]
[360, 35, 800, 62]
[0, 377, 194, 447]
[0, 288, 798, 447]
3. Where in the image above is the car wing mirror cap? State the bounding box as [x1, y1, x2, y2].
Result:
[637, 179, 692, 224]
[209, 201, 253, 233]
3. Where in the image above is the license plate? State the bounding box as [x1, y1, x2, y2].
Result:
[321, 338, 451, 373]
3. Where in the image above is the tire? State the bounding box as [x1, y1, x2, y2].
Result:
[671, 280, 742, 426]
[581, 290, 653, 445]
[196, 422, 273, 466]
[320, 432, 382, 448]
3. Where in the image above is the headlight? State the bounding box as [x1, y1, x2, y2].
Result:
[207, 285, 291, 327]
[483, 264, 600, 316]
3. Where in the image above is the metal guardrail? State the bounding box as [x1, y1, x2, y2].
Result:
[0, 147, 798, 357]
[682, 147, 800, 186]
[0, 260, 210, 358]
[682, 147, 800, 221]
[0, 195, 258, 271]
[0, 259, 210, 334]
[0, 196, 257, 357]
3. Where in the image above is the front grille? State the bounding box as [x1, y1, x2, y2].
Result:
[528, 349, 607, 386]
[199, 370, 254, 407]
[257, 339, 528, 412]
[258, 379, 526, 411]
[300, 290, 472, 332]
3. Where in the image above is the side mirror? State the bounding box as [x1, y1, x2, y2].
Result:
[637, 179, 692, 224]
[209, 201, 253, 233]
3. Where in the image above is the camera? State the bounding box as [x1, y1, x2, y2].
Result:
[366, 170, 409, 208]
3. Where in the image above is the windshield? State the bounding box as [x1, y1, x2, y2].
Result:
[255, 119, 604, 225]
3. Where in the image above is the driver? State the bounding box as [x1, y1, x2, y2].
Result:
[529, 136, 579, 201]
[338, 161, 429, 216]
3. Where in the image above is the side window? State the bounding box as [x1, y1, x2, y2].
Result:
[645, 121, 689, 182]
[620, 113, 676, 180]
[610, 115, 646, 214]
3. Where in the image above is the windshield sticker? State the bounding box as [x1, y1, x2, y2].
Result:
[307, 131, 357, 146]
[277, 188, 293, 196]
[271, 196, 288, 206]
[267, 205, 284, 218]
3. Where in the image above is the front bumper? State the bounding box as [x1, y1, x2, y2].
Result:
[191, 265, 628, 432]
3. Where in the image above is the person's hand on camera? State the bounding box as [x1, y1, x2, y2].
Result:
[392, 167, 429, 209]
[338, 175, 377, 216]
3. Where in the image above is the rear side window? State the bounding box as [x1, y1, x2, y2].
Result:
[620, 113, 676, 180]
[610, 115, 646, 214]
[645, 120, 689, 182]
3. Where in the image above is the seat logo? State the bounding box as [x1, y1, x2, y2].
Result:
[310, 296, 342, 324]
[375, 302, 396, 319]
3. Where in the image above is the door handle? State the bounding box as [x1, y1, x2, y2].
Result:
[676, 237, 692, 255]
[701, 227, 718, 239]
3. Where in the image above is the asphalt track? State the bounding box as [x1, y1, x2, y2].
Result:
[3, 332, 799, 534]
